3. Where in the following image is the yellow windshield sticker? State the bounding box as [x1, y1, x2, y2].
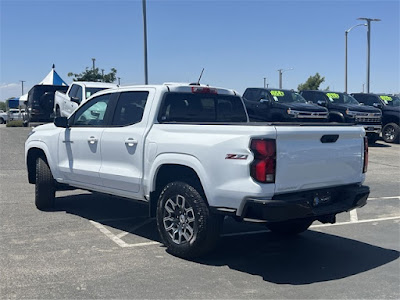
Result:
[380, 95, 392, 101]
[326, 93, 339, 99]
[270, 90, 285, 97]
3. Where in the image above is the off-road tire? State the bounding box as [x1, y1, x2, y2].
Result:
[35, 156, 55, 210]
[156, 181, 223, 258]
[382, 122, 400, 144]
[266, 218, 313, 235]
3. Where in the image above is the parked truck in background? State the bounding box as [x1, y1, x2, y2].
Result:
[25, 83, 370, 258]
[243, 88, 329, 122]
[300, 90, 382, 143]
[351, 93, 400, 143]
[25, 84, 69, 124]
[54, 81, 118, 118]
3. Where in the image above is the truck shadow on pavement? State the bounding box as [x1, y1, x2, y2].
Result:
[54, 191, 399, 285]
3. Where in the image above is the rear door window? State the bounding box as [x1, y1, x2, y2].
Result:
[111, 91, 149, 126]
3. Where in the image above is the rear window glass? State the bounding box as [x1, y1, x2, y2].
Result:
[158, 93, 247, 123]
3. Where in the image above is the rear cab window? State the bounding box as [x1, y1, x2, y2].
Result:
[158, 92, 248, 123]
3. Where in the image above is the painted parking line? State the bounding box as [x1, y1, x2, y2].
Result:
[90, 215, 400, 248]
[368, 196, 400, 200]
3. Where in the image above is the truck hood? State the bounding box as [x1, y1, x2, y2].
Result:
[336, 104, 381, 113]
[383, 105, 400, 113]
[277, 102, 327, 112]
[31, 122, 57, 132]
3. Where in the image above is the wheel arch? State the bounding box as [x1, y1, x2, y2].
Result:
[147, 155, 210, 217]
[27, 147, 47, 184]
[329, 111, 345, 122]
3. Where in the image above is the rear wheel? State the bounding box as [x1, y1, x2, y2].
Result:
[35, 156, 55, 210]
[156, 181, 223, 258]
[266, 218, 313, 235]
[0, 117, 4, 124]
[382, 122, 400, 143]
[55, 106, 61, 118]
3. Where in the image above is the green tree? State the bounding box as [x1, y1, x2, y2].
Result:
[68, 65, 117, 83]
[0, 101, 6, 111]
[297, 73, 325, 91]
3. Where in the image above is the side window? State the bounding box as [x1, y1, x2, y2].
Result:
[76, 86, 83, 103]
[243, 89, 261, 102]
[301, 92, 314, 102]
[68, 85, 79, 98]
[367, 95, 379, 105]
[72, 94, 111, 126]
[315, 93, 326, 103]
[353, 94, 365, 104]
[112, 91, 149, 126]
[259, 90, 269, 100]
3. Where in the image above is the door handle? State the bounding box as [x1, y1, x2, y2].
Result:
[125, 138, 138, 147]
[88, 136, 98, 144]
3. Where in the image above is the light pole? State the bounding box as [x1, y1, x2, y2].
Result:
[20, 80, 25, 95]
[277, 68, 293, 89]
[118, 77, 121, 85]
[91, 58, 96, 70]
[357, 17, 381, 93]
[263, 77, 267, 88]
[345, 23, 366, 93]
[142, 0, 148, 84]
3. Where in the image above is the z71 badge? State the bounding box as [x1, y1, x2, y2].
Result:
[225, 154, 248, 160]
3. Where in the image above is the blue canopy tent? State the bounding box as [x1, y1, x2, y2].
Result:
[38, 64, 68, 86]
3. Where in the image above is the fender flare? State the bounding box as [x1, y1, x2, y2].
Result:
[144, 153, 211, 201]
[329, 111, 345, 122]
[26, 141, 60, 181]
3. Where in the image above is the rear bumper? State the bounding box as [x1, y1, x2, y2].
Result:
[239, 184, 369, 222]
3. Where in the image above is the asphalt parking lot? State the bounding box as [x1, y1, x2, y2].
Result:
[1, 125, 399, 299]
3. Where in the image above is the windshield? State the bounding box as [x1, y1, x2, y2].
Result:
[269, 90, 307, 103]
[86, 87, 109, 99]
[380, 95, 400, 107]
[325, 92, 359, 105]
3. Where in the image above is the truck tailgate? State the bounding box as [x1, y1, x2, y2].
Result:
[274, 126, 365, 194]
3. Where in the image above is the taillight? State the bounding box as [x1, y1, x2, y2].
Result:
[363, 136, 368, 173]
[191, 86, 217, 94]
[250, 139, 276, 183]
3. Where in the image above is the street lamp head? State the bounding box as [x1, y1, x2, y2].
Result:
[357, 17, 381, 22]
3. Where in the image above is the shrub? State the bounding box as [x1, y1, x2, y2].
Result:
[6, 120, 24, 127]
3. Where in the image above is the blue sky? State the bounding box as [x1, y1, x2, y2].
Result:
[0, 0, 399, 100]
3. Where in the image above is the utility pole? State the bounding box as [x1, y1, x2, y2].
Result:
[142, 0, 149, 84]
[118, 77, 121, 85]
[92, 58, 96, 71]
[277, 68, 293, 89]
[20, 80, 25, 95]
[357, 17, 381, 93]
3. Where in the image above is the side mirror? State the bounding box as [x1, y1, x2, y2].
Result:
[71, 97, 80, 104]
[373, 103, 382, 109]
[54, 116, 68, 128]
[317, 100, 326, 106]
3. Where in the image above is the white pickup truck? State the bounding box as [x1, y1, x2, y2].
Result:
[54, 81, 117, 118]
[25, 83, 370, 258]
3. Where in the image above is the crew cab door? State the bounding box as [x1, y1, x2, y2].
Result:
[99, 89, 153, 194]
[57, 92, 114, 186]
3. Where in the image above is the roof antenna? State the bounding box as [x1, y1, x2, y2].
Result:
[197, 68, 204, 85]
[190, 68, 204, 85]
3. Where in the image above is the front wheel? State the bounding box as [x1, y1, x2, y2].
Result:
[266, 218, 313, 235]
[35, 156, 55, 210]
[156, 181, 223, 258]
[382, 122, 400, 143]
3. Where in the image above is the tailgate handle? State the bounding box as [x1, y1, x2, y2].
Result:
[321, 134, 339, 143]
